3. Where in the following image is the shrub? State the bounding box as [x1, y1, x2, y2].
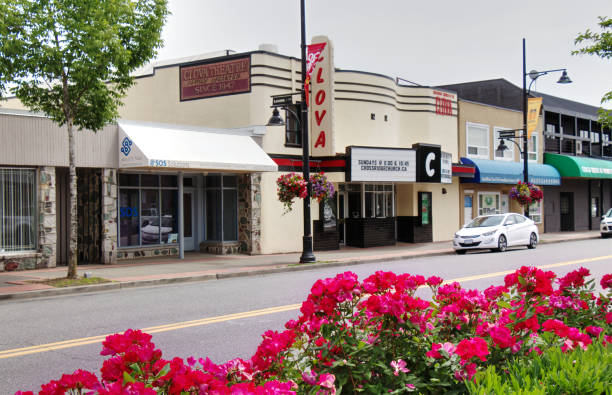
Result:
[466, 341, 612, 395]
[17, 267, 611, 394]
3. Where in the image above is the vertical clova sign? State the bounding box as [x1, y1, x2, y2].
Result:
[309, 36, 335, 157]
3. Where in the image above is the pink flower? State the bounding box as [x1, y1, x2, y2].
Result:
[585, 326, 603, 337]
[318, 373, 335, 389]
[302, 370, 318, 385]
[390, 359, 409, 376]
[406, 383, 416, 390]
[601, 273, 612, 289]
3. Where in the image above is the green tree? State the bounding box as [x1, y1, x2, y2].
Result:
[573, 16, 612, 127]
[0, 0, 169, 278]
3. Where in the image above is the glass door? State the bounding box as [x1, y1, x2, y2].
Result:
[183, 190, 195, 250]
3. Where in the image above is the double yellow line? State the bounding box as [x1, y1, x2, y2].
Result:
[2, 254, 610, 360]
[0, 304, 300, 359]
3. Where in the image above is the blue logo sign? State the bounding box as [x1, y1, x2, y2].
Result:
[120, 207, 138, 217]
[121, 137, 133, 157]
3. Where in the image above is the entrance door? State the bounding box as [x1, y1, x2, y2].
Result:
[464, 194, 473, 225]
[560, 192, 574, 231]
[501, 194, 509, 214]
[183, 191, 195, 251]
[338, 192, 346, 244]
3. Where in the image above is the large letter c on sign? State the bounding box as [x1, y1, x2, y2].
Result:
[426, 152, 436, 177]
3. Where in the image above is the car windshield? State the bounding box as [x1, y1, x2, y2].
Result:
[466, 215, 504, 228]
[605, 208, 612, 218]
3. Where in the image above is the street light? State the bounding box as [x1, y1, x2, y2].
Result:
[497, 38, 571, 218]
[266, 0, 315, 263]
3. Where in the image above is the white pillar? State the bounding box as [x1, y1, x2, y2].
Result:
[178, 172, 184, 259]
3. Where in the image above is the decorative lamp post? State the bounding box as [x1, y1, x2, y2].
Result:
[267, 0, 316, 263]
[496, 38, 571, 217]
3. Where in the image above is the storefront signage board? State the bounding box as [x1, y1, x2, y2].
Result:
[346, 147, 416, 182]
[414, 143, 442, 183]
[309, 36, 335, 157]
[180, 56, 251, 101]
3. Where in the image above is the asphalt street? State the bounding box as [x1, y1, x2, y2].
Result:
[1, 238, 611, 394]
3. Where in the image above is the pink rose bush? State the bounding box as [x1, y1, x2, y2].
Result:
[18, 266, 611, 394]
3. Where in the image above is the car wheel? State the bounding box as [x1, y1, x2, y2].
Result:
[527, 233, 537, 249]
[496, 235, 507, 252]
[602, 233, 609, 239]
[455, 250, 467, 255]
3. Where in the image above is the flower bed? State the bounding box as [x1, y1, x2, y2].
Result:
[17, 268, 611, 394]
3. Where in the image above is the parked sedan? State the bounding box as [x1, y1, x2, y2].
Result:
[601, 208, 612, 238]
[453, 213, 539, 254]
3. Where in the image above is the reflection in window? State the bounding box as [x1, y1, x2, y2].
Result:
[119, 189, 140, 247]
[118, 174, 178, 247]
[141, 190, 160, 245]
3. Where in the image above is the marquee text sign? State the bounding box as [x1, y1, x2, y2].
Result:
[347, 147, 416, 182]
[180, 56, 251, 101]
[433, 90, 455, 116]
[309, 36, 335, 157]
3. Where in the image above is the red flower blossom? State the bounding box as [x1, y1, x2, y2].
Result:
[455, 337, 489, 362]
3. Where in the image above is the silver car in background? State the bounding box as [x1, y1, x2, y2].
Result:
[453, 213, 539, 254]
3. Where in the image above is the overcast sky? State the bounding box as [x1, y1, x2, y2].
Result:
[157, 0, 611, 107]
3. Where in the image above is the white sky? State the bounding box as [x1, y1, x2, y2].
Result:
[157, 0, 611, 108]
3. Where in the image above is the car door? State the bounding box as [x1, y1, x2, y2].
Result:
[513, 214, 530, 244]
[502, 215, 518, 245]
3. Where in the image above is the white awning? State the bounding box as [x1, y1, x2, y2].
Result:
[118, 121, 277, 172]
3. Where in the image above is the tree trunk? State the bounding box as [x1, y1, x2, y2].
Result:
[67, 119, 78, 279]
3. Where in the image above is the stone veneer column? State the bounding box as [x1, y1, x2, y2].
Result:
[101, 169, 118, 264]
[38, 167, 56, 268]
[238, 173, 262, 254]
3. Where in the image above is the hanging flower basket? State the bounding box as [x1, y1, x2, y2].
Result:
[276, 173, 308, 213]
[509, 181, 543, 207]
[310, 172, 336, 203]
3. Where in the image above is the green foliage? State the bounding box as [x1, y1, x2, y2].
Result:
[466, 341, 612, 395]
[573, 16, 612, 127]
[0, 0, 169, 131]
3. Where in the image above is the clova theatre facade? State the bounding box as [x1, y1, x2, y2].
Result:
[2, 36, 605, 271]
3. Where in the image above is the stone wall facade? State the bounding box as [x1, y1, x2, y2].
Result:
[238, 172, 262, 254]
[101, 169, 118, 264]
[37, 166, 57, 268]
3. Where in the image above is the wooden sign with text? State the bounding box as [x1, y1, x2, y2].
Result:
[180, 56, 251, 101]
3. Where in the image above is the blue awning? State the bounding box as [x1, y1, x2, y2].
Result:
[460, 158, 561, 185]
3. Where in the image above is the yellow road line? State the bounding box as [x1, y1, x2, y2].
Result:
[2, 254, 611, 359]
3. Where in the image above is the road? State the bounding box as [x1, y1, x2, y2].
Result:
[1, 238, 611, 394]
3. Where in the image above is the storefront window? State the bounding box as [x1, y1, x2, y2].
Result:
[478, 192, 500, 216]
[466, 122, 489, 159]
[205, 174, 238, 241]
[0, 168, 36, 252]
[118, 174, 178, 247]
[494, 127, 514, 160]
[362, 183, 394, 218]
[529, 200, 542, 224]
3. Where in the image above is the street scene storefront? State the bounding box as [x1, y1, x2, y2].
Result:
[459, 157, 561, 232]
[543, 153, 612, 232]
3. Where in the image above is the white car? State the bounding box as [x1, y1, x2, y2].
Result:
[453, 213, 539, 254]
[601, 208, 612, 238]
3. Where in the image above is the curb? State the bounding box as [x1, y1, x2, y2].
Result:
[0, 235, 601, 301]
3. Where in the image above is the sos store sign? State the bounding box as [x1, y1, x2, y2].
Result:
[310, 36, 335, 157]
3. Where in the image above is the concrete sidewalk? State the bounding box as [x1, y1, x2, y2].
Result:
[0, 230, 602, 300]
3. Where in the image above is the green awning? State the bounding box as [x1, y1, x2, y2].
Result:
[544, 153, 612, 179]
